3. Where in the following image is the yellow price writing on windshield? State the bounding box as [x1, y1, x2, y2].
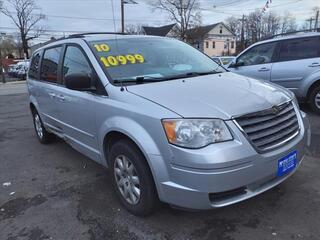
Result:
[94, 44, 110, 52]
[100, 54, 145, 68]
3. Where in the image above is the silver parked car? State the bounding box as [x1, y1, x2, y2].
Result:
[27, 33, 311, 216]
[228, 33, 320, 114]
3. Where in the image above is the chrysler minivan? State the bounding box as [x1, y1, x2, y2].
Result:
[27, 33, 311, 216]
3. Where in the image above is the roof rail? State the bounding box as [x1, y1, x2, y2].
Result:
[67, 32, 127, 38]
[262, 28, 320, 40]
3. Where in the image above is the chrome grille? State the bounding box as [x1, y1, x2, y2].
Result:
[235, 101, 299, 152]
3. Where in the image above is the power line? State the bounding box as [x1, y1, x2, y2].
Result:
[201, 0, 303, 13]
[2, 11, 167, 22]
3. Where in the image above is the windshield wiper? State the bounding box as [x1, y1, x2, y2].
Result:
[186, 70, 223, 76]
[113, 70, 224, 85]
[163, 70, 222, 81]
[113, 76, 166, 84]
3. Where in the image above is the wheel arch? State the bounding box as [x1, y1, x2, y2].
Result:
[99, 116, 169, 198]
[29, 95, 41, 115]
[29, 102, 36, 114]
[307, 80, 320, 102]
[102, 130, 165, 197]
[103, 131, 139, 166]
[99, 116, 162, 167]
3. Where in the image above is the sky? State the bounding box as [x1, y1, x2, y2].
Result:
[0, 0, 319, 43]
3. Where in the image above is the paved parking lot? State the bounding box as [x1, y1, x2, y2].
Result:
[0, 83, 320, 240]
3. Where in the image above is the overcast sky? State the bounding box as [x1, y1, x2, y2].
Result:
[0, 0, 319, 42]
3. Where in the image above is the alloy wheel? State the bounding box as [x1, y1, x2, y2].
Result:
[315, 92, 320, 110]
[114, 155, 141, 205]
[34, 114, 43, 139]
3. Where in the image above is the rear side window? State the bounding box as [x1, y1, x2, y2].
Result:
[62, 46, 92, 81]
[237, 42, 276, 66]
[28, 52, 41, 79]
[40, 47, 62, 83]
[278, 37, 320, 62]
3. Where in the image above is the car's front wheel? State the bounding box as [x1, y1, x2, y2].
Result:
[110, 139, 159, 216]
[32, 111, 55, 144]
[309, 85, 320, 114]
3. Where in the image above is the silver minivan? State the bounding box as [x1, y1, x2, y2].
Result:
[27, 33, 311, 216]
[228, 33, 320, 114]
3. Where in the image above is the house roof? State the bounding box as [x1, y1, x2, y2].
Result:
[186, 22, 235, 40]
[142, 24, 176, 37]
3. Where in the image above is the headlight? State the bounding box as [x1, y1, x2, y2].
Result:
[162, 119, 233, 148]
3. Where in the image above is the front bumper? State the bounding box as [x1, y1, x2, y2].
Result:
[152, 111, 311, 210]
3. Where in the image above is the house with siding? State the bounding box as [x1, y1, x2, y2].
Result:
[186, 22, 236, 56]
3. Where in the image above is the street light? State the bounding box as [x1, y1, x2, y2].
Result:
[121, 0, 138, 33]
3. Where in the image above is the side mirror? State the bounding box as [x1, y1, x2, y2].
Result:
[229, 58, 245, 68]
[65, 73, 93, 91]
[228, 61, 236, 68]
[228, 58, 240, 68]
[236, 60, 245, 67]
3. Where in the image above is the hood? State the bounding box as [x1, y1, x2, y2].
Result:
[126, 72, 292, 119]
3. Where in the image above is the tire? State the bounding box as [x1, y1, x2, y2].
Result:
[32, 110, 55, 144]
[309, 85, 320, 115]
[110, 139, 159, 216]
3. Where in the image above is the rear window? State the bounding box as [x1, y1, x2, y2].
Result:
[40, 46, 62, 83]
[278, 37, 320, 62]
[28, 52, 41, 79]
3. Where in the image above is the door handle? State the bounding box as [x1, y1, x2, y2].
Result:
[308, 63, 320, 67]
[258, 67, 270, 72]
[48, 92, 56, 98]
[56, 95, 65, 102]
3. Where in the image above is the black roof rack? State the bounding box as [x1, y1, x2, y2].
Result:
[67, 32, 127, 38]
[31, 32, 128, 50]
[262, 28, 320, 40]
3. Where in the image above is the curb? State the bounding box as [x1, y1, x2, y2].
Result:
[0, 80, 26, 85]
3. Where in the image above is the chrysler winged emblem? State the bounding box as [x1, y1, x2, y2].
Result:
[272, 105, 281, 114]
[271, 102, 288, 115]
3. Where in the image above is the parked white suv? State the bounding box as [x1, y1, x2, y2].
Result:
[228, 33, 320, 114]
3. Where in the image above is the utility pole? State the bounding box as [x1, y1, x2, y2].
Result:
[315, 10, 319, 31]
[121, 0, 125, 33]
[238, 14, 246, 52]
[306, 17, 315, 30]
[0, 33, 6, 84]
[121, 0, 138, 33]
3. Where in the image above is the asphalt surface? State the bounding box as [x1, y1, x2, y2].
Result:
[0, 83, 320, 240]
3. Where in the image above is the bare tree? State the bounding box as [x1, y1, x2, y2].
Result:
[225, 16, 239, 36]
[1, 0, 45, 58]
[280, 12, 297, 34]
[149, 0, 201, 40]
[226, 10, 298, 53]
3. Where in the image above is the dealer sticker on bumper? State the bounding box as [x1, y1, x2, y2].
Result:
[277, 151, 297, 177]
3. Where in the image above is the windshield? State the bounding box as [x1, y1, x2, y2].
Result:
[89, 37, 224, 84]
